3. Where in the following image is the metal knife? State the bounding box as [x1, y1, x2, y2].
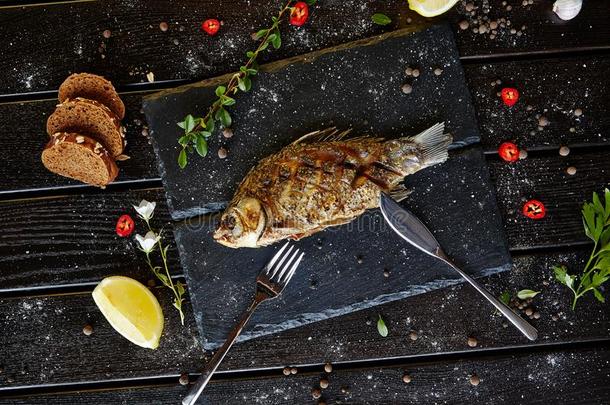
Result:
[379, 192, 538, 341]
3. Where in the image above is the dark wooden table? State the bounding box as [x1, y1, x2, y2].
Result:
[1, 1, 609, 403]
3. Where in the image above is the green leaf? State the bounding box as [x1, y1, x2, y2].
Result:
[246, 68, 258, 75]
[238, 76, 252, 92]
[221, 95, 236, 106]
[593, 288, 605, 303]
[178, 135, 190, 146]
[195, 135, 208, 157]
[205, 117, 215, 133]
[240, 65, 248, 73]
[376, 315, 388, 337]
[305, 0, 317, 4]
[176, 281, 186, 297]
[553, 265, 568, 285]
[246, 51, 255, 58]
[255, 29, 268, 40]
[219, 108, 232, 127]
[215, 86, 226, 97]
[156, 272, 169, 285]
[271, 31, 281, 49]
[591, 270, 609, 288]
[259, 40, 269, 51]
[499, 291, 510, 306]
[177, 120, 186, 130]
[184, 114, 195, 133]
[517, 289, 540, 300]
[372, 13, 392, 26]
[178, 149, 187, 169]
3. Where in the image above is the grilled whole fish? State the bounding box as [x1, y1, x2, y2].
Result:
[214, 123, 452, 248]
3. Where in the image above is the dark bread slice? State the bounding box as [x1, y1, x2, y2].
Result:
[41, 132, 119, 187]
[58, 73, 125, 119]
[46, 98, 125, 157]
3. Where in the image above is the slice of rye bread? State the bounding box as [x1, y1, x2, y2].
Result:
[58, 73, 125, 119]
[46, 97, 125, 157]
[41, 132, 119, 187]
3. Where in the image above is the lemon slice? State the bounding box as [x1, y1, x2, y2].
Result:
[92, 276, 164, 349]
[408, 0, 460, 17]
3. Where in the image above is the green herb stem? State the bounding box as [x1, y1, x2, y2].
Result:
[177, 0, 296, 167]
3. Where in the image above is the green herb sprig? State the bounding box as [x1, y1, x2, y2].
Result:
[554, 189, 610, 310]
[176, 0, 316, 168]
[133, 200, 187, 325]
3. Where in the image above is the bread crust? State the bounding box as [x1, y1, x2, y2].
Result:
[46, 97, 125, 157]
[42, 132, 119, 187]
[58, 73, 126, 119]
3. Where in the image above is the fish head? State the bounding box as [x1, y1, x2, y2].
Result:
[213, 197, 266, 248]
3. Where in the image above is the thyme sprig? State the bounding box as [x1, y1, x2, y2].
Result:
[176, 0, 316, 168]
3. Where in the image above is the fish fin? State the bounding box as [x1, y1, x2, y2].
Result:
[410, 122, 453, 166]
[292, 127, 352, 145]
[389, 184, 412, 202]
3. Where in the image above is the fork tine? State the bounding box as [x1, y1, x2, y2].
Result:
[275, 248, 300, 282]
[282, 252, 304, 284]
[265, 242, 289, 274]
[269, 245, 294, 279]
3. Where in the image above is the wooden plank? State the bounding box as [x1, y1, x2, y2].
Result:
[2, 346, 609, 404]
[465, 55, 610, 152]
[489, 150, 609, 250]
[0, 188, 180, 292]
[2, 53, 609, 194]
[0, 94, 158, 194]
[0, 0, 609, 96]
[1, 147, 607, 291]
[1, 249, 609, 388]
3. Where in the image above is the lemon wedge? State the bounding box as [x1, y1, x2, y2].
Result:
[92, 276, 164, 349]
[408, 0, 460, 17]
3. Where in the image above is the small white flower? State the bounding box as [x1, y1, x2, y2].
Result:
[133, 200, 156, 221]
[135, 231, 160, 253]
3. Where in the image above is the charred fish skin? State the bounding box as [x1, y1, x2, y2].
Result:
[214, 123, 452, 248]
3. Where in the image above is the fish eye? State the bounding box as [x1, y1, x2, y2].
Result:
[225, 214, 236, 230]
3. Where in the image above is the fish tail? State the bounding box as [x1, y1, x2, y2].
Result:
[410, 122, 452, 166]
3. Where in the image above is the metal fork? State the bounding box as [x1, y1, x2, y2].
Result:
[182, 243, 305, 405]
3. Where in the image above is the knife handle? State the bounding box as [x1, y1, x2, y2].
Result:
[436, 249, 538, 341]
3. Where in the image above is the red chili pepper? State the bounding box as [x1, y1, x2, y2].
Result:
[523, 200, 546, 220]
[116, 214, 135, 237]
[202, 19, 221, 36]
[498, 142, 519, 162]
[290, 2, 309, 26]
[501, 87, 519, 107]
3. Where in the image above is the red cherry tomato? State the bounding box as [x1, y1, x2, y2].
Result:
[523, 200, 546, 220]
[116, 214, 135, 237]
[202, 19, 221, 36]
[290, 2, 309, 26]
[498, 142, 519, 162]
[501, 87, 519, 107]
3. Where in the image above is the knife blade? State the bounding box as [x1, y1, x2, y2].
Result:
[379, 191, 538, 341]
[379, 192, 442, 258]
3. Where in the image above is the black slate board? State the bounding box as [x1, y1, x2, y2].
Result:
[143, 25, 481, 220]
[143, 24, 511, 350]
[176, 146, 510, 350]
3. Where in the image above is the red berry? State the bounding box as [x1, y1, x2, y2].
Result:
[116, 214, 135, 237]
[498, 142, 519, 162]
[523, 200, 546, 220]
[202, 19, 221, 36]
[290, 2, 309, 26]
[501, 87, 519, 107]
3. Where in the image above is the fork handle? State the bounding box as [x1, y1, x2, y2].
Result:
[182, 293, 266, 405]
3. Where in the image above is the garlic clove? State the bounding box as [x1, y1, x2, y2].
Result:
[553, 0, 582, 21]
